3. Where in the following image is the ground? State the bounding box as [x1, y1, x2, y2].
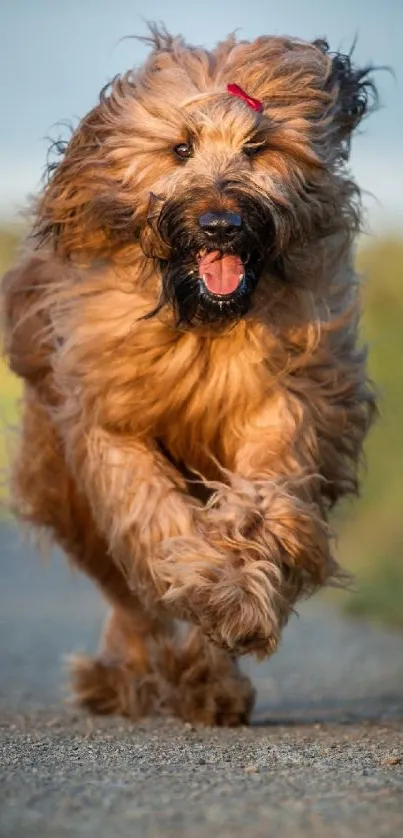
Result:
[0, 522, 402, 838]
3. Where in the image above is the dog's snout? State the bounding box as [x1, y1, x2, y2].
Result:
[198, 211, 243, 240]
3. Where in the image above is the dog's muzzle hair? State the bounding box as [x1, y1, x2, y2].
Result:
[144, 185, 279, 326]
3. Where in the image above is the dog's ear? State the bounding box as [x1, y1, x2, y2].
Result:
[35, 77, 141, 260]
[36, 104, 109, 258]
[313, 39, 378, 158]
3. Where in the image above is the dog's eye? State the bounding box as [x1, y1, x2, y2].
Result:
[174, 143, 193, 160]
[243, 143, 265, 158]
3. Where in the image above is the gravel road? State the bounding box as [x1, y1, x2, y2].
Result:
[1, 522, 402, 838]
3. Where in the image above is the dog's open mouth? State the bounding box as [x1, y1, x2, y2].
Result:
[197, 251, 244, 297]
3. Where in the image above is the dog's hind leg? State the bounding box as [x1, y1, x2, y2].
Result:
[71, 615, 256, 726]
[159, 626, 256, 727]
[69, 606, 175, 719]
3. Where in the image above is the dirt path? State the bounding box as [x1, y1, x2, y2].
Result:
[1, 523, 402, 837]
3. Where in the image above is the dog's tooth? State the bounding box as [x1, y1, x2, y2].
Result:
[239, 273, 244, 280]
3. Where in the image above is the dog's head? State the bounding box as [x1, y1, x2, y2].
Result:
[37, 28, 376, 326]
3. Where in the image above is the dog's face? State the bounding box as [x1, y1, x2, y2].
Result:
[39, 31, 375, 326]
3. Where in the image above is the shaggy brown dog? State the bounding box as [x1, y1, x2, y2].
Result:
[1, 28, 377, 725]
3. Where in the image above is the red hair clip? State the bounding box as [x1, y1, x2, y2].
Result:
[226, 83, 263, 113]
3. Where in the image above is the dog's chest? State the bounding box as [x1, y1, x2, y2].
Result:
[148, 329, 269, 475]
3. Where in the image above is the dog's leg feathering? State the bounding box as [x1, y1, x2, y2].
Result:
[162, 626, 255, 726]
[70, 614, 255, 726]
[69, 606, 174, 719]
[187, 406, 339, 657]
[67, 427, 259, 632]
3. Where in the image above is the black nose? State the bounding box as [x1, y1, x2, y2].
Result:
[198, 211, 243, 240]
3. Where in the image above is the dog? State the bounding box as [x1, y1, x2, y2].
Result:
[1, 27, 377, 726]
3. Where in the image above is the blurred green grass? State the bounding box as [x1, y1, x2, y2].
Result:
[1, 226, 402, 628]
[0, 228, 22, 504]
[336, 237, 403, 629]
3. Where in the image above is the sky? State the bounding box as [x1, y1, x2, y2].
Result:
[1, 0, 402, 233]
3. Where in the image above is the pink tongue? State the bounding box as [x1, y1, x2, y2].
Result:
[198, 251, 244, 295]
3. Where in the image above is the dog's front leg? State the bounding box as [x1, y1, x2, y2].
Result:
[67, 426, 240, 625]
[200, 440, 336, 658]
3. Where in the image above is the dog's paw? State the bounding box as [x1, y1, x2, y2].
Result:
[176, 667, 255, 726]
[191, 558, 285, 658]
[158, 628, 256, 726]
[68, 654, 160, 718]
[153, 531, 286, 657]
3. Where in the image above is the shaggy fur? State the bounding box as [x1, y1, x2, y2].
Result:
[1, 27, 377, 725]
